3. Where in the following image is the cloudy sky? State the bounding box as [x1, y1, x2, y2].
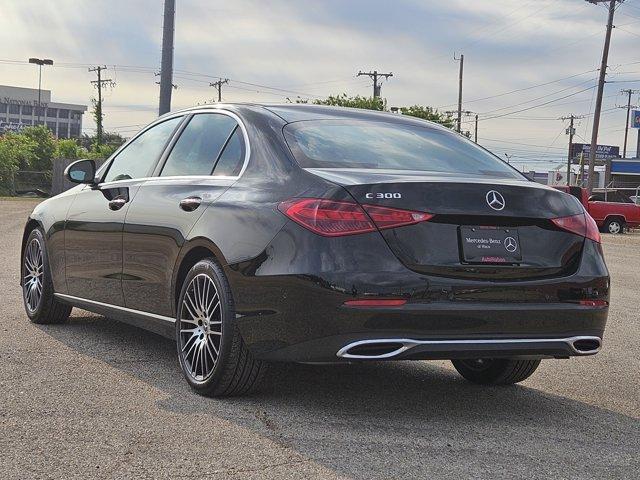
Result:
[1, 0, 640, 168]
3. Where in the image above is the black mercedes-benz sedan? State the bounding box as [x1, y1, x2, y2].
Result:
[20, 104, 609, 396]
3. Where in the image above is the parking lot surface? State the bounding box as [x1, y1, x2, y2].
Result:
[1, 198, 638, 479]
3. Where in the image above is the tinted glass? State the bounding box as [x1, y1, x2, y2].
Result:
[161, 114, 236, 177]
[213, 127, 245, 176]
[284, 120, 523, 179]
[104, 117, 181, 182]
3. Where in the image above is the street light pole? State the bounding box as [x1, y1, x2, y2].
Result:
[28, 57, 53, 124]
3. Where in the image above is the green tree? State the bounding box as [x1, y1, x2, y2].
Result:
[312, 93, 386, 111]
[55, 139, 86, 159]
[21, 125, 56, 171]
[0, 133, 37, 170]
[0, 134, 37, 194]
[400, 105, 454, 128]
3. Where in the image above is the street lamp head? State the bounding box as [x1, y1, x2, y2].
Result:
[28, 58, 54, 66]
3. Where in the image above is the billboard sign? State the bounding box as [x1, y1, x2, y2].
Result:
[631, 110, 640, 129]
[570, 143, 620, 162]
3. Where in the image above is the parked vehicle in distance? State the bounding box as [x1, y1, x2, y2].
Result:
[554, 185, 640, 234]
[21, 104, 610, 397]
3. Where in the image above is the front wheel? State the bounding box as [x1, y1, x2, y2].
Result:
[175, 258, 266, 397]
[451, 358, 540, 385]
[22, 228, 72, 324]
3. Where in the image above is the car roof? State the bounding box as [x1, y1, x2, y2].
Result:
[168, 102, 452, 130]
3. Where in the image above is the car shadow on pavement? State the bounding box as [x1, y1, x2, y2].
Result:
[39, 314, 640, 479]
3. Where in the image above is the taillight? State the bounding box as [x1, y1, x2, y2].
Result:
[551, 213, 601, 243]
[278, 198, 432, 237]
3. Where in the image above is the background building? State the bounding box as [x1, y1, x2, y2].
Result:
[0, 85, 87, 138]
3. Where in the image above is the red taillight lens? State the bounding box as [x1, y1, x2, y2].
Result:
[551, 213, 601, 243]
[362, 204, 433, 230]
[278, 198, 432, 237]
[579, 299, 608, 307]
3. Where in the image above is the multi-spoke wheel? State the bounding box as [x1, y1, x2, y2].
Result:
[451, 358, 540, 385]
[175, 258, 267, 397]
[22, 228, 71, 324]
[23, 237, 44, 314]
[178, 274, 222, 382]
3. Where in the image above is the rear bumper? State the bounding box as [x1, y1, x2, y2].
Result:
[227, 224, 610, 363]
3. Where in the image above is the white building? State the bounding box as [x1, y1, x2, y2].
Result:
[0, 85, 87, 138]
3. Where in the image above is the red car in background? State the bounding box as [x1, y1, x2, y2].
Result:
[554, 186, 640, 234]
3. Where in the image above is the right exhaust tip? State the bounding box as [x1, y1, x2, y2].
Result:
[571, 337, 602, 354]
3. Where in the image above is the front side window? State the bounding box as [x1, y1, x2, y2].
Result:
[284, 120, 523, 179]
[103, 117, 182, 182]
[160, 113, 237, 177]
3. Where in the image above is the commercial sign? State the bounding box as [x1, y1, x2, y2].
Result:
[1, 97, 47, 107]
[631, 110, 640, 129]
[570, 143, 620, 162]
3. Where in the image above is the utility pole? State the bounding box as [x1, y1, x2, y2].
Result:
[89, 66, 115, 146]
[454, 54, 464, 133]
[209, 78, 229, 102]
[158, 0, 176, 115]
[560, 115, 584, 186]
[619, 89, 639, 157]
[461, 110, 478, 142]
[585, 0, 622, 192]
[356, 70, 393, 98]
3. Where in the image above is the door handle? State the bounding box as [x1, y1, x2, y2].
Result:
[108, 197, 127, 211]
[179, 196, 202, 212]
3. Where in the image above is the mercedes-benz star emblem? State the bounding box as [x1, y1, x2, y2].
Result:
[486, 190, 505, 211]
[504, 236, 518, 253]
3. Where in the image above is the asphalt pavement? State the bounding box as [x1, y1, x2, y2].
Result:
[1, 198, 638, 479]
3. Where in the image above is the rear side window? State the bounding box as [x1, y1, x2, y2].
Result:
[103, 117, 182, 182]
[284, 120, 523, 179]
[161, 113, 238, 177]
[213, 127, 245, 176]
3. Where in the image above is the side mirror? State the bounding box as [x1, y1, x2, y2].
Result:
[64, 159, 97, 185]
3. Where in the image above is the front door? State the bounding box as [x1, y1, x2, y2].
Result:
[64, 116, 184, 305]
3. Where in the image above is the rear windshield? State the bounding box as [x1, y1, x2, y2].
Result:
[284, 120, 523, 179]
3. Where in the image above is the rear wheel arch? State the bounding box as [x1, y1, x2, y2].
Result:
[172, 238, 228, 315]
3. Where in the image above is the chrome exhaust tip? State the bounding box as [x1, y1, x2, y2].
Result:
[569, 336, 602, 355]
[337, 340, 409, 359]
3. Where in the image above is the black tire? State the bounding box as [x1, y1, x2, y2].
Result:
[22, 228, 72, 324]
[175, 258, 266, 397]
[451, 358, 540, 385]
[604, 218, 624, 235]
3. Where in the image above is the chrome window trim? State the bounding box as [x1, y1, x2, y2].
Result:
[95, 107, 251, 186]
[54, 293, 175, 324]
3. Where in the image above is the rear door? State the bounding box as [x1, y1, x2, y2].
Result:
[122, 111, 247, 317]
[65, 116, 183, 305]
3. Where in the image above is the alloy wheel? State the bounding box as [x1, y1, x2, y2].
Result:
[608, 221, 621, 234]
[178, 273, 222, 381]
[23, 238, 44, 313]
